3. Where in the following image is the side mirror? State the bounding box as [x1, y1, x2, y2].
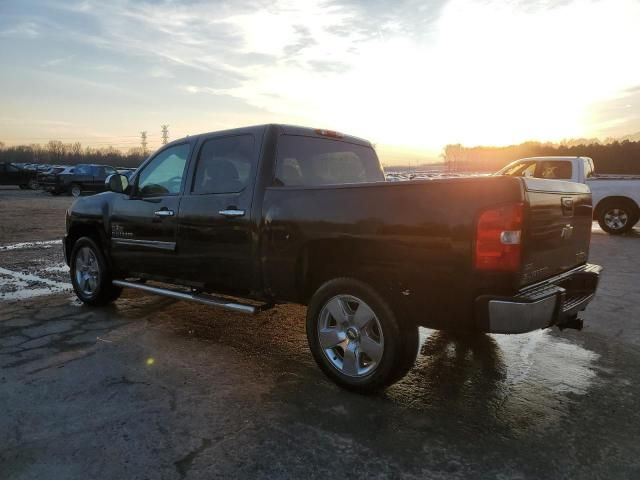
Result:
[106, 174, 129, 193]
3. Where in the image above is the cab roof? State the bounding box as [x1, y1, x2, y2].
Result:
[170, 124, 372, 148]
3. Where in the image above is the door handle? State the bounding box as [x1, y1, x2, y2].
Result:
[218, 209, 245, 218]
[154, 209, 175, 217]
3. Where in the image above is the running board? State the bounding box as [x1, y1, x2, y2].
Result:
[112, 280, 270, 315]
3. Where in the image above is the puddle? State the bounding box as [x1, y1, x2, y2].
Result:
[495, 329, 598, 395]
[389, 328, 600, 432]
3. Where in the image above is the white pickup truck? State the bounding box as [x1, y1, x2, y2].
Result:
[498, 156, 640, 234]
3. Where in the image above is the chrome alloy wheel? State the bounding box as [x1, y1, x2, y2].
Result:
[604, 208, 629, 231]
[317, 295, 384, 378]
[75, 246, 100, 296]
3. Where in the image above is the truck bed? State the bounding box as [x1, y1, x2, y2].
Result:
[260, 175, 592, 331]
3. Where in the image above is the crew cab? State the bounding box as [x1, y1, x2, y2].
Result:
[64, 125, 601, 392]
[41, 163, 118, 197]
[498, 156, 640, 234]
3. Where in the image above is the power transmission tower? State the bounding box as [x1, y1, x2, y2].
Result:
[140, 131, 148, 155]
[161, 125, 169, 145]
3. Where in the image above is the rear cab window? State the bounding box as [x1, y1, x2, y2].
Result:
[273, 135, 384, 187]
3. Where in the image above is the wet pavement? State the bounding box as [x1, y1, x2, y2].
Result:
[1, 188, 640, 479]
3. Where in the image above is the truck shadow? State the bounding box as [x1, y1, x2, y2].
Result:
[391, 330, 506, 409]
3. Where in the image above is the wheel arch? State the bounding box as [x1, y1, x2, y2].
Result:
[297, 239, 375, 302]
[65, 222, 109, 266]
[594, 195, 639, 218]
[294, 238, 410, 319]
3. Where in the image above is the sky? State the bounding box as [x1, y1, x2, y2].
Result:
[1, 0, 639, 165]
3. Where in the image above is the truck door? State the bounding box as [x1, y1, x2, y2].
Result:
[72, 165, 93, 192]
[176, 133, 259, 294]
[90, 166, 103, 192]
[110, 142, 192, 279]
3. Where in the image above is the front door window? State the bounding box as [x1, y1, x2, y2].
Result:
[137, 144, 190, 196]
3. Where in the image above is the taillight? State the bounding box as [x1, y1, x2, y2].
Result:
[475, 203, 523, 272]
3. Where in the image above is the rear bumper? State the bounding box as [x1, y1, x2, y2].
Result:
[475, 263, 602, 334]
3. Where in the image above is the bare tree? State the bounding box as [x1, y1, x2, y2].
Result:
[47, 140, 65, 163]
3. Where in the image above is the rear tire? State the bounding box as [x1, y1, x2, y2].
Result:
[18, 185, 28, 190]
[597, 199, 638, 234]
[70, 236, 122, 306]
[306, 278, 419, 393]
[28, 179, 39, 190]
[70, 183, 82, 197]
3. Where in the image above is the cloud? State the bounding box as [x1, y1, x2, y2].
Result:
[0, 21, 40, 38]
[42, 55, 74, 68]
[149, 67, 174, 79]
[91, 64, 125, 73]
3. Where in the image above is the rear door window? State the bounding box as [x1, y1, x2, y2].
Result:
[537, 161, 572, 180]
[75, 165, 92, 175]
[274, 135, 384, 187]
[192, 135, 255, 194]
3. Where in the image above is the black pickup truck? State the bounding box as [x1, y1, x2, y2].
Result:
[64, 124, 601, 392]
[41, 163, 118, 196]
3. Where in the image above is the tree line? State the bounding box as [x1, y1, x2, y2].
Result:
[0, 141, 146, 168]
[442, 139, 640, 174]
[2, 137, 640, 174]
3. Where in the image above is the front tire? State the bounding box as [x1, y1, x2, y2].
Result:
[597, 199, 638, 234]
[28, 178, 39, 190]
[70, 183, 82, 197]
[70, 237, 122, 306]
[306, 278, 419, 393]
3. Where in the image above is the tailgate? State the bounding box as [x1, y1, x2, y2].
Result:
[520, 178, 592, 287]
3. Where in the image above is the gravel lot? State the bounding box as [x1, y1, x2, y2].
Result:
[1, 187, 640, 479]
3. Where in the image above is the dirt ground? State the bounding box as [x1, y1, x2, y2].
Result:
[1, 186, 640, 479]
